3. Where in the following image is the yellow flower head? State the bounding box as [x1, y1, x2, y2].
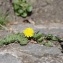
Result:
[23, 28, 34, 37]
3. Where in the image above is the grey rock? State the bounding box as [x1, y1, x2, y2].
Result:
[0, 0, 63, 63]
[18, 43, 62, 57]
[9, 24, 63, 38]
[0, 53, 21, 63]
[30, 0, 63, 24]
[0, 30, 11, 39]
[0, 43, 63, 63]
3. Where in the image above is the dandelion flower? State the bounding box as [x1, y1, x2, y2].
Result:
[23, 28, 34, 37]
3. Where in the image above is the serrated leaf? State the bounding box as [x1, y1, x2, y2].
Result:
[46, 34, 53, 40]
[19, 38, 28, 45]
[37, 37, 43, 42]
[45, 41, 53, 47]
[33, 32, 42, 39]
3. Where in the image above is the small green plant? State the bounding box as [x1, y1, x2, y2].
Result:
[0, 33, 28, 46]
[0, 27, 63, 47]
[0, 10, 8, 29]
[0, 16, 6, 25]
[33, 31, 60, 47]
[12, 0, 32, 17]
[33, 32, 46, 42]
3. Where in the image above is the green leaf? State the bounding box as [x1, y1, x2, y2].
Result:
[12, 0, 32, 18]
[27, 5, 32, 12]
[45, 41, 53, 47]
[21, 12, 27, 17]
[19, 38, 28, 45]
[33, 32, 42, 39]
[16, 33, 28, 45]
[18, 9, 23, 14]
[52, 36, 58, 41]
[58, 38, 63, 42]
[0, 39, 4, 46]
[37, 37, 43, 42]
[46, 34, 53, 40]
[0, 16, 6, 25]
[13, 4, 19, 10]
[15, 12, 20, 16]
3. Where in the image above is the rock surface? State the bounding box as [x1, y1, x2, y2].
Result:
[0, 0, 63, 63]
[9, 24, 63, 38]
[0, 53, 21, 63]
[0, 0, 63, 24]
[0, 43, 63, 63]
[29, 0, 63, 24]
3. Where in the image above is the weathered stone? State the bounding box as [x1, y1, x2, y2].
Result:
[9, 24, 63, 38]
[0, 43, 63, 63]
[0, 0, 63, 63]
[0, 53, 21, 63]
